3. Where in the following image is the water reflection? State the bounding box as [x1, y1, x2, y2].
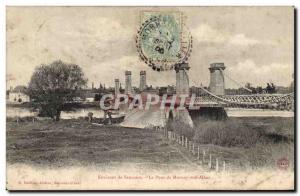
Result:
[6, 106, 104, 119]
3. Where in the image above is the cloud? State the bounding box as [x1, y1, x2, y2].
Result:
[6, 7, 293, 90]
[226, 59, 293, 87]
[192, 24, 259, 46]
[191, 24, 226, 43]
[228, 34, 259, 46]
[6, 11, 136, 87]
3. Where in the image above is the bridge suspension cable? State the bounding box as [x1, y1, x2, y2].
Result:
[220, 70, 252, 93]
[197, 84, 294, 105]
[197, 85, 250, 104]
[189, 71, 294, 106]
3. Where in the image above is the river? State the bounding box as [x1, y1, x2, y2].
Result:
[6, 106, 104, 119]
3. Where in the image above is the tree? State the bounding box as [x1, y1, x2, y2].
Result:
[265, 83, 276, 94]
[27, 60, 87, 121]
[256, 86, 263, 94]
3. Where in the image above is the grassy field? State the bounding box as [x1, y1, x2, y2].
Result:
[7, 117, 294, 171]
[169, 117, 294, 170]
[7, 119, 196, 171]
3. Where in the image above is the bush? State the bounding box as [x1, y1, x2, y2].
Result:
[193, 119, 262, 148]
[166, 118, 195, 140]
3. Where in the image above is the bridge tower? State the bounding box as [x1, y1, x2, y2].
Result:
[209, 63, 226, 96]
[139, 71, 146, 91]
[125, 71, 132, 95]
[175, 63, 190, 96]
[114, 78, 120, 96]
[172, 63, 193, 127]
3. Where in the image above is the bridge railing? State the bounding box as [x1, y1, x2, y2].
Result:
[194, 86, 294, 111]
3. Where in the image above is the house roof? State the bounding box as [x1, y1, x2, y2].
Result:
[11, 85, 27, 93]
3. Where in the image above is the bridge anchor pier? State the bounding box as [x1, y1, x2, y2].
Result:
[188, 107, 228, 122]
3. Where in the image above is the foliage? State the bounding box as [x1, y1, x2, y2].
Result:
[27, 60, 87, 121]
[166, 118, 195, 139]
[192, 117, 293, 148]
[193, 119, 261, 148]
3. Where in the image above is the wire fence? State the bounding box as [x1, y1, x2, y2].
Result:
[155, 126, 228, 172]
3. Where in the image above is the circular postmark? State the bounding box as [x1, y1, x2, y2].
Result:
[277, 157, 289, 170]
[136, 14, 192, 72]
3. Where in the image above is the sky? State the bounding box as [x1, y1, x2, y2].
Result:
[6, 6, 294, 89]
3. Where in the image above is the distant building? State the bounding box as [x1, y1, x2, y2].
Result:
[8, 85, 30, 103]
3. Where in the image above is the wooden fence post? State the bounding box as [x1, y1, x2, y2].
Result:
[215, 158, 219, 172]
[202, 150, 206, 163]
[192, 143, 195, 155]
[197, 146, 200, 160]
[208, 154, 212, 169]
[223, 161, 226, 172]
[165, 129, 168, 138]
[174, 133, 176, 142]
[185, 137, 188, 148]
[182, 136, 184, 146]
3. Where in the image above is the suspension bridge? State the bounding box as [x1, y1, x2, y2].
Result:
[113, 62, 294, 128]
[188, 63, 294, 111]
[191, 86, 294, 111]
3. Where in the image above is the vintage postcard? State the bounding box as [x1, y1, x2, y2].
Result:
[6, 6, 295, 190]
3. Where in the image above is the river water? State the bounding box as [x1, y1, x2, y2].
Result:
[225, 108, 294, 117]
[6, 106, 294, 119]
[6, 106, 104, 119]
